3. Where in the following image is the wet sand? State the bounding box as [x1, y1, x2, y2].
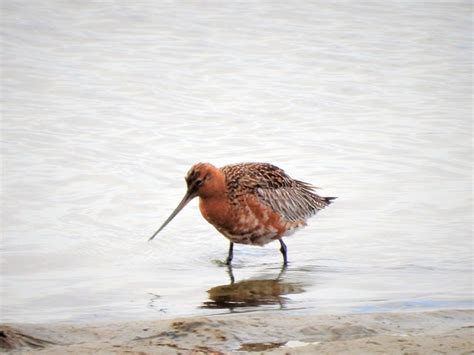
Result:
[1, 309, 472, 354]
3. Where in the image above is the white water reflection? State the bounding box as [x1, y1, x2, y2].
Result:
[1, 1, 472, 323]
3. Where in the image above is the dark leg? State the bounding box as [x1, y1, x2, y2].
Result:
[279, 239, 288, 266]
[226, 242, 234, 265]
[226, 264, 235, 284]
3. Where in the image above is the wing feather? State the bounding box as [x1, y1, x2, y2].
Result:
[220, 162, 333, 222]
[257, 184, 330, 222]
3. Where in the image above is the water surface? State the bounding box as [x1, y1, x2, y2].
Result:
[1, 1, 472, 323]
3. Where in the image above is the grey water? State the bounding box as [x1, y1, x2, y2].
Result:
[1, 1, 472, 323]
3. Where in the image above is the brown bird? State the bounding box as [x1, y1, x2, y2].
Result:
[149, 162, 335, 265]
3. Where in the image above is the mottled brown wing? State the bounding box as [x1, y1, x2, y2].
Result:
[221, 162, 293, 199]
[256, 184, 332, 222]
[221, 162, 332, 222]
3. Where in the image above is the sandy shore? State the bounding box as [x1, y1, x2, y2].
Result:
[1, 309, 473, 354]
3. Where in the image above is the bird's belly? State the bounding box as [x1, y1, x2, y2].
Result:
[207, 203, 284, 246]
[218, 219, 306, 246]
[217, 223, 279, 246]
[200, 194, 305, 246]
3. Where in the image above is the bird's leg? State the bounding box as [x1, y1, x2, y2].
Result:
[279, 239, 288, 266]
[225, 242, 234, 265]
[226, 264, 235, 284]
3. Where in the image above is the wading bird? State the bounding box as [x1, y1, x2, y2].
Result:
[149, 162, 335, 265]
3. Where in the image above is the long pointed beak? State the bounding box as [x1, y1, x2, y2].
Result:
[148, 190, 194, 241]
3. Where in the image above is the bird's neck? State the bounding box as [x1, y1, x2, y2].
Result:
[198, 193, 232, 229]
[197, 167, 233, 227]
[198, 167, 227, 199]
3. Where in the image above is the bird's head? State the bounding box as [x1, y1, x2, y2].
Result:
[184, 162, 224, 199]
[148, 162, 224, 241]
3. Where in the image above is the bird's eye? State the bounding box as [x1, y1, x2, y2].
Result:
[195, 179, 203, 187]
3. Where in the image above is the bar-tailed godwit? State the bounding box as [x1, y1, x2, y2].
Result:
[149, 162, 335, 265]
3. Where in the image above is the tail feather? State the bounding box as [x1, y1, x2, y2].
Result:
[324, 196, 337, 204]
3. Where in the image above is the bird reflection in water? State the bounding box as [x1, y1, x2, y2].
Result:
[201, 266, 305, 310]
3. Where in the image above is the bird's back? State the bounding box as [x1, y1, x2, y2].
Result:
[220, 162, 335, 223]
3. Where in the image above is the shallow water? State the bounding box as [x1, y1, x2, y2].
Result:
[1, 1, 472, 323]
